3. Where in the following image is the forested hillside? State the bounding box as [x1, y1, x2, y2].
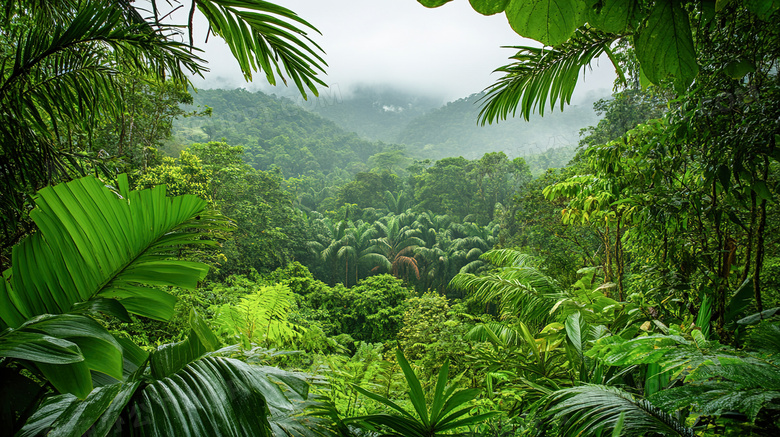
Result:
[173, 88, 398, 178]
[305, 85, 442, 141]
[394, 91, 602, 160]
[2, 1, 780, 437]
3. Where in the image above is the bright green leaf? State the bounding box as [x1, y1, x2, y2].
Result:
[470, 0, 510, 15]
[505, 0, 587, 46]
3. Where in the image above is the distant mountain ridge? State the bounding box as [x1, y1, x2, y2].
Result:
[172, 86, 607, 177]
[303, 86, 606, 161]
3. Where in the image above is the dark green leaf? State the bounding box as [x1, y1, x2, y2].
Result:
[635, 0, 698, 93]
[587, 0, 639, 33]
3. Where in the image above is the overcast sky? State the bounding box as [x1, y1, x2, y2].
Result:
[186, 0, 616, 103]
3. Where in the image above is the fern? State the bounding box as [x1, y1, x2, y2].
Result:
[589, 324, 780, 425]
[213, 284, 304, 348]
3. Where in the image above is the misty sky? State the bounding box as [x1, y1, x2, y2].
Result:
[187, 0, 616, 102]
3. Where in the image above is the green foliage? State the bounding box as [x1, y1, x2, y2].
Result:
[398, 292, 452, 362]
[451, 249, 565, 326]
[302, 273, 412, 344]
[213, 283, 304, 349]
[194, 0, 326, 97]
[347, 348, 498, 436]
[0, 0, 326, 253]
[479, 28, 618, 123]
[0, 176, 328, 436]
[544, 384, 694, 437]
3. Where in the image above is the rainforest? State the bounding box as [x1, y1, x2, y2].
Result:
[1, 0, 779, 436]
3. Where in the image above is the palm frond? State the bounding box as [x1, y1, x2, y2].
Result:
[479, 27, 622, 123]
[545, 384, 695, 437]
[196, 0, 327, 98]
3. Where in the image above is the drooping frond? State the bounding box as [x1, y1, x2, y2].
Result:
[193, 0, 327, 98]
[478, 248, 536, 268]
[545, 385, 695, 437]
[479, 27, 623, 123]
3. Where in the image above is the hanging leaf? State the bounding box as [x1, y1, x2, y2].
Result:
[724, 60, 756, 79]
[635, 0, 699, 93]
[418, 0, 455, 7]
[505, 0, 587, 46]
[587, 0, 640, 33]
[470, 0, 510, 15]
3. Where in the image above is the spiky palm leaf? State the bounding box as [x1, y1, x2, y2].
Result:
[0, 2, 204, 241]
[544, 384, 695, 437]
[450, 249, 564, 324]
[479, 27, 623, 123]
[195, 0, 327, 98]
[347, 349, 497, 436]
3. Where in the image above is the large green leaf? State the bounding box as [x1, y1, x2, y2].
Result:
[587, 0, 641, 33]
[0, 331, 83, 364]
[505, 0, 587, 46]
[150, 310, 220, 379]
[16, 382, 140, 437]
[634, 0, 698, 93]
[20, 353, 326, 437]
[122, 357, 275, 436]
[470, 0, 510, 15]
[1, 314, 124, 399]
[0, 175, 230, 328]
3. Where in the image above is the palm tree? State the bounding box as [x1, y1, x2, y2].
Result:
[307, 217, 350, 285]
[337, 220, 377, 286]
[364, 215, 425, 282]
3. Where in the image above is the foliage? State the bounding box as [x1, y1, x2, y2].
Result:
[213, 283, 304, 349]
[397, 292, 453, 362]
[347, 348, 498, 437]
[0, 176, 327, 436]
[302, 273, 412, 344]
[0, 0, 326, 253]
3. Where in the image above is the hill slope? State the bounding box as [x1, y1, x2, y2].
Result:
[173, 88, 398, 178]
